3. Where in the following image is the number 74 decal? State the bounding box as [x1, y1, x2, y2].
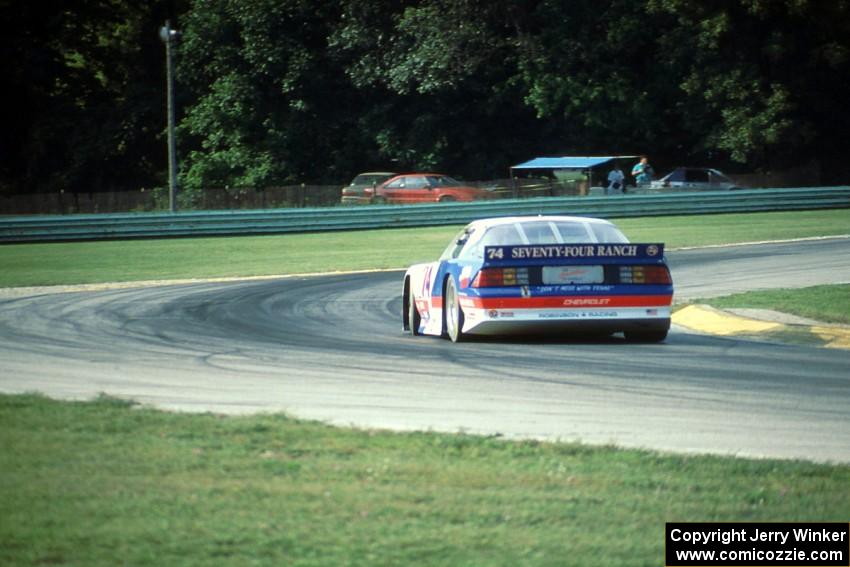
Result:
[487, 248, 504, 260]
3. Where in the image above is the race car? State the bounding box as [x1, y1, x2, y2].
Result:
[402, 216, 673, 342]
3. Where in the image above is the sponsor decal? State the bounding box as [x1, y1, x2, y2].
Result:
[512, 244, 637, 259]
[485, 243, 664, 261]
[538, 311, 621, 319]
[563, 298, 611, 306]
[542, 285, 614, 292]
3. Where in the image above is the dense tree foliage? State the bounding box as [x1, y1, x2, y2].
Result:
[1, 0, 187, 196]
[3, 0, 848, 199]
[645, 0, 850, 171]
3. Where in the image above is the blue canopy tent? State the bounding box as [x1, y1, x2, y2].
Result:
[510, 155, 637, 195]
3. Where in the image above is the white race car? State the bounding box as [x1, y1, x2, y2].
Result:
[402, 216, 673, 342]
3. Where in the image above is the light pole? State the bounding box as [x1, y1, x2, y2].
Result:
[159, 21, 180, 213]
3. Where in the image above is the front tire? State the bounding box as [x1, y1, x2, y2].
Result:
[444, 277, 465, 342]
[408, 286, 421, 336]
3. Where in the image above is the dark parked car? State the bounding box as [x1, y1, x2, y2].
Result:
[341, 172, 397, 204]
[367, 174, 494, 204]
[650, 168, 743, 191]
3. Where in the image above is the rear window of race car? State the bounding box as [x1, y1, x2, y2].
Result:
[462, 220, 629, 259]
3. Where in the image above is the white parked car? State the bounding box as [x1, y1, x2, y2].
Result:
[650, 168, 743, 191]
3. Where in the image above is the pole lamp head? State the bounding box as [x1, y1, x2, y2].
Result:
[159, 24, 181, 44]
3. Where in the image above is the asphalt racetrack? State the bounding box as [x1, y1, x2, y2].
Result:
[1, 237, 849, 462]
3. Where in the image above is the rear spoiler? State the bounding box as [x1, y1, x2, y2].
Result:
[482, 244, 666, 267]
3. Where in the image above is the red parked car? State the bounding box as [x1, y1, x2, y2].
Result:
[367, 173, 494, 204]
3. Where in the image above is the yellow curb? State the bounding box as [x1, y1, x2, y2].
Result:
[812, 326, 850, 350]
[673, 305, 850, 350]
[673, 305, 782, 336]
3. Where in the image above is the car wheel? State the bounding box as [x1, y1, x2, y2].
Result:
[624, 328, 668, 343]
[444, 277, 465, 342]
[408, 286, 421, 336]
[439, 195, 456, 203]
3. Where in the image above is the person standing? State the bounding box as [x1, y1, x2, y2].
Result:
[631, 156, 654, 187]
[606, 162, 625, 195]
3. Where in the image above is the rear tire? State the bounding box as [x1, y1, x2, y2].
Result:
[439, 195, 456, 203]
[408, 286, 421, 336]
[444, 277, 465, 342]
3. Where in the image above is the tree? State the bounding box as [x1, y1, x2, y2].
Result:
[0, 0, 187, 196]
[516, 0, 850, 176]
[329, 0, 553, 178]
[5, 0, 847, 203]
[648, 0, 850, 173]
[177, 0, 379, 194]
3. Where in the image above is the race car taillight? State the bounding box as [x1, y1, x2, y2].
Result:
[471, 267, 530, 287]
[619, 265, 671, 284]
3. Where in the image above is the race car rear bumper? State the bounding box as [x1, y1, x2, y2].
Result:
[460, 305, 672, 336]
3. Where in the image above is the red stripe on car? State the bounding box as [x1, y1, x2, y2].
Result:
[459, 295, 672, 309]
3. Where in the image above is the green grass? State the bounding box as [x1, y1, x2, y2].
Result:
[703, 284, 850, 325]
[2, 394, 848, 567]
[1, 209, 848, 287]
[2, 211, 849, 564]
[613, 208, 848, 248]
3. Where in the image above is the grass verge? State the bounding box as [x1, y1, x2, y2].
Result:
[702, 284, 850, 325]
[2, 394, 848, 567]
[1, 209, 848, 287]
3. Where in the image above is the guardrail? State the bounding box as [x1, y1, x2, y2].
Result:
[1, 187, 847, 243]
